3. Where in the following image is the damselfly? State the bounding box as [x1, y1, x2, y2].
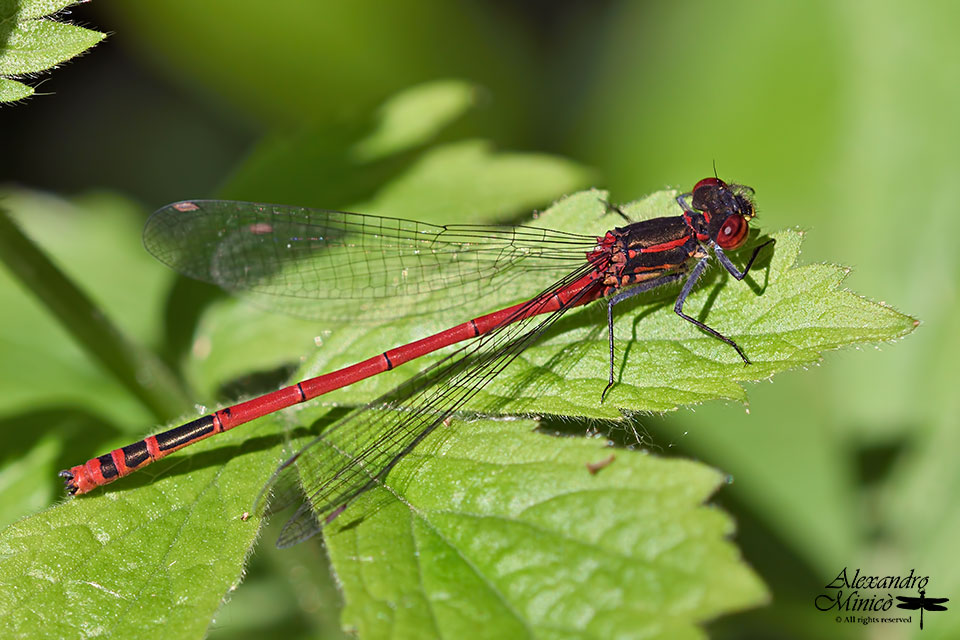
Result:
[61, 177, 773, 546]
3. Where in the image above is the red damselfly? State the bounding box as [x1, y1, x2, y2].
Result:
[60, 178, 774, 546]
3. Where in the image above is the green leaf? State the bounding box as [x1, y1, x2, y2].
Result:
[350, 79, 479, 162]
[326, 418, 767, 639]
[0, 191, 186, 424]
[354, 139, 596, 224]
[0, 19, 103, 74]
[0, 76, 31, 100]
[0, 1, 105, 103]
[0, 200, 190, 424]
[0, 190, 191, 531]
[0, 416, 59, 528]
[0, 415, 284, 639]
[218, 79, 480, 208]
[219, 80, 588, 216]
[10, 1, 79, 21]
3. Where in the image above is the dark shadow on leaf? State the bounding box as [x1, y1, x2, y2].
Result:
[536, 413, 655, 450]
[160, 276, 225, 366]
[0, 406, 121, 483]
[217, 363, 302, 404]
[698, 276, 726, 323]
[740, 231, 776, 295]
[108, 430, 304, 492]
[622, 292, 678, 382]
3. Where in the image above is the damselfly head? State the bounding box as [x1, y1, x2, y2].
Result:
[691, 178, 756, 219]
[691, 177, 757, 251]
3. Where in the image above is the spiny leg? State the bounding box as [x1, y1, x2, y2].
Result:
[714, 238, 776, 280]
[599, 198, 632, 224]
[601, 272, 684, 401]
[674, 256, 750, 364]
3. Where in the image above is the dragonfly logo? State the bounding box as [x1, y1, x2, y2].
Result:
[896, 590, 949, 631]
[815, 568, 949, 631]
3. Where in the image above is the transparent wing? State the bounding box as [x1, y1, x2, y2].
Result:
[144, 200, 596, 321]
[254, 264, 604, 547]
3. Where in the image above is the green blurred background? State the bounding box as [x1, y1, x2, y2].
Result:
[1, 1, 957, 639]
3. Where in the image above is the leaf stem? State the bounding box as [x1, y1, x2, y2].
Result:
[0, 207, 191, 421]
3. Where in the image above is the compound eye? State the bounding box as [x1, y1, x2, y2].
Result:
[692, 177, 727, 194]
[716, 213, 749, 250]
